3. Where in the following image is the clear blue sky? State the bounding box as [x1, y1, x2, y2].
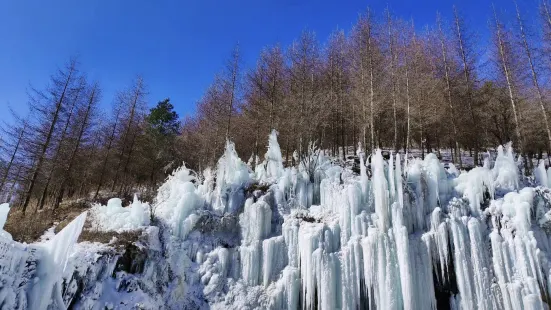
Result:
[0, 0, 538, 123]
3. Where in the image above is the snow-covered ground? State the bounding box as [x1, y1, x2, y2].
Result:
[3, 132, 551, 309]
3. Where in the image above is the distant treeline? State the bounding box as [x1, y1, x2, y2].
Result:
[3, 3, 551, 212]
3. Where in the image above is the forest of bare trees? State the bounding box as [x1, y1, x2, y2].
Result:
[182, 3, 551, 171]
[2, 3, 551, 213]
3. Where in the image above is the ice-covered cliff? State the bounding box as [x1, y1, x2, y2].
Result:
[3, 131, 551, 309]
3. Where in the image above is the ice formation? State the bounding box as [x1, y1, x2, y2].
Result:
[0, 203, 9, 229]
[0, 203, 11, 239]
[90, 196, 150, 232]
[0, 210, 87, 309]
[262, 129, 284, 181]
[213, 140, 251, 214]
[5, 130, 551, 309]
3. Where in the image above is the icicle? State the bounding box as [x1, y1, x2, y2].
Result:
[283, 218, 300, 268]
[535, 161, 548, 187]
[449, 217, 477, 309]
[467, 218, 497, 309]
[372, 150, 390, 231]
[240, 241, 261, 286]
[0, 203, 9, 231]
[395, 153, 404, 213]
[389, 152, 396, 204]
[357, 144, 369, 202]
[262, 236, 286, 287]
[298, 222, 324, 310]
[240, 199, 272, 244]
[414, 235, 437, 309]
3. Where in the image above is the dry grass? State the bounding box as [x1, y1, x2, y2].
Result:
[4, 195, 146, 247]
[4, 200, 90, 243]
[78, 229, 142, 246]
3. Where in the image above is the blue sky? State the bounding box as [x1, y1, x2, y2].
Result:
[0, 0, 539, 123]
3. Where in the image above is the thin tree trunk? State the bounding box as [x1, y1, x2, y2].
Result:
[269, 66, 278, 129]
[387, 11, 398, 152]
[405, 30, 412, 155]
[369, 31, 375, 152]
[361, 56, 367, 153]
[226, 45, 239, 138]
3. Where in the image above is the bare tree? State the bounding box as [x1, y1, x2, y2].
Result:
[350, 9, 378, 153]
[54, 82, 100, 209]
[289, 30, 322, 159]
[21, 59, 79, 214]
[453, 6, 480, 165]
[36, 77, 86, 210]
[514, 1, 551, 158]
[111, 76, 146, 192]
